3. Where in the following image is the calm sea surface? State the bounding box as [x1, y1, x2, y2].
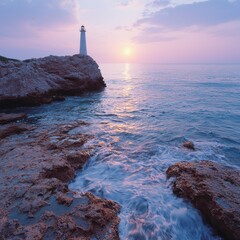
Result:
[22, 63, 240, 239]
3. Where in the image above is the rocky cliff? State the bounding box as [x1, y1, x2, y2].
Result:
[0, 54, 106, 108]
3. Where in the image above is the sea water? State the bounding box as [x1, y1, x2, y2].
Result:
[23, 63, 240, 239]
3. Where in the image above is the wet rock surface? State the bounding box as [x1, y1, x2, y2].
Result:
[0, 120, 120, 240]
[182, 141, 195, 150]
[0, 123, 31, 139]
[0, 113, 27, 124]
[167, 160, 240, 240]
[0, 54, 106, 108]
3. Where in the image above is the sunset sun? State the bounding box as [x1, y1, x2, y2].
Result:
[123, 47, 132, 57]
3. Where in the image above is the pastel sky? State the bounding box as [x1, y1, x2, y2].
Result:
[0, 0, 240, 63]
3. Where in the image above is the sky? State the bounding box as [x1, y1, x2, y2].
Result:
[0, 0, 240, 63]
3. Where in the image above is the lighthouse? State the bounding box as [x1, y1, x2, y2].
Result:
[80, 25, 87, 55]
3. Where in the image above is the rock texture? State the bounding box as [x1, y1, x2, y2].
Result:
[0, 123, 30, 139]
[167, 160, 240, 240]
[0, 113, 27, 124]
[0, 119, 120, 239]
[0, 54, 106, 108]
[182, 141, 195, 150]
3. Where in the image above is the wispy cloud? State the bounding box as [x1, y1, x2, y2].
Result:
[115, 25, 133, 31]
[0, 0, 78, 37]
[117, 0, 135, 7]
[116, 0, 146, 9]
[134, 0, 240, 43]
[145, 0, 171, 9]
[137, 0, 240, 29]
[133, 28, 176, 43]
[144, 0, 208, 14]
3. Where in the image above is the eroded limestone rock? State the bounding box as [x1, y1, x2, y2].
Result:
[0, 54, 106, 108]
[0, 113, 27, 124]
[0, 121, 120, 240]
[167, 160, 240, 240]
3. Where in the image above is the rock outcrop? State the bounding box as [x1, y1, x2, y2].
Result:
[0, 123, 30, 139]
[0, 54, 106, 108]
[0, 119, 120, 239]
[182, 141, 195, 150]
[167, 160, 240, 240]
[0, 112, 27, 124]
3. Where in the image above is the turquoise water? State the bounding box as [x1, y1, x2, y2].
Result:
[23, 63, 240, 239]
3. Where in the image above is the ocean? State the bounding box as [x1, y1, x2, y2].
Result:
[21, 63, 240, 239]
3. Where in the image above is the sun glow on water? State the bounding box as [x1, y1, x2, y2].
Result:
[123, 63, 131, 80]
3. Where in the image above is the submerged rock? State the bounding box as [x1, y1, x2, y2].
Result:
[0, 54, 106, 108]
[182, 141, 195, 150]
[167, 160, 240, 240]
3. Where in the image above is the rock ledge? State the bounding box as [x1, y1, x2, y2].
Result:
[0, 120, 120, 239]
[167, 160, 240, 240]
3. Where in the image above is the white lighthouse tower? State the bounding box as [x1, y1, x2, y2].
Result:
[80, 25, 87, 55]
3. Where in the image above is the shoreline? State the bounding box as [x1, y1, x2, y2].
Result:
[0, 114, 120, 239]
[1, 112, 240, 240]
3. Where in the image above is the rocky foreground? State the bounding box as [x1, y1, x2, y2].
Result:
[0, 54, 106, 108]
[167, 160, 240, 240]
[0, 114, 120, 240]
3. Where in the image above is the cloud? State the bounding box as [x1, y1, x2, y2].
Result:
[144, 0, 209, 14]
[146, 0, 171, 8]
[208, 20, 240, 37]
[133, 0, 240, 43]
[115, 25, 133, 31]
[0, 0, 78, 37]
[117, 0, 135, 7]
[133, 30, 176, 43]
[137, 0, 240, 29]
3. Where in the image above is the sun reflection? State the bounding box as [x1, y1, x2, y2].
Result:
[106, 62, 139, 133]
[123, 63, 131, 80]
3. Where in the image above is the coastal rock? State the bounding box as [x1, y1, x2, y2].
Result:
[0, 121, 120, 239]
[0, 112, 27, 124]
[0, 124, 31, 139]
[0, 54, 105, 108]
[56, 193, 73, 206]
[183, 141, 195, 150]
[66, 150, 90, 169]
[42, 162, 75, 182]
[167, 160, 240, 240]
